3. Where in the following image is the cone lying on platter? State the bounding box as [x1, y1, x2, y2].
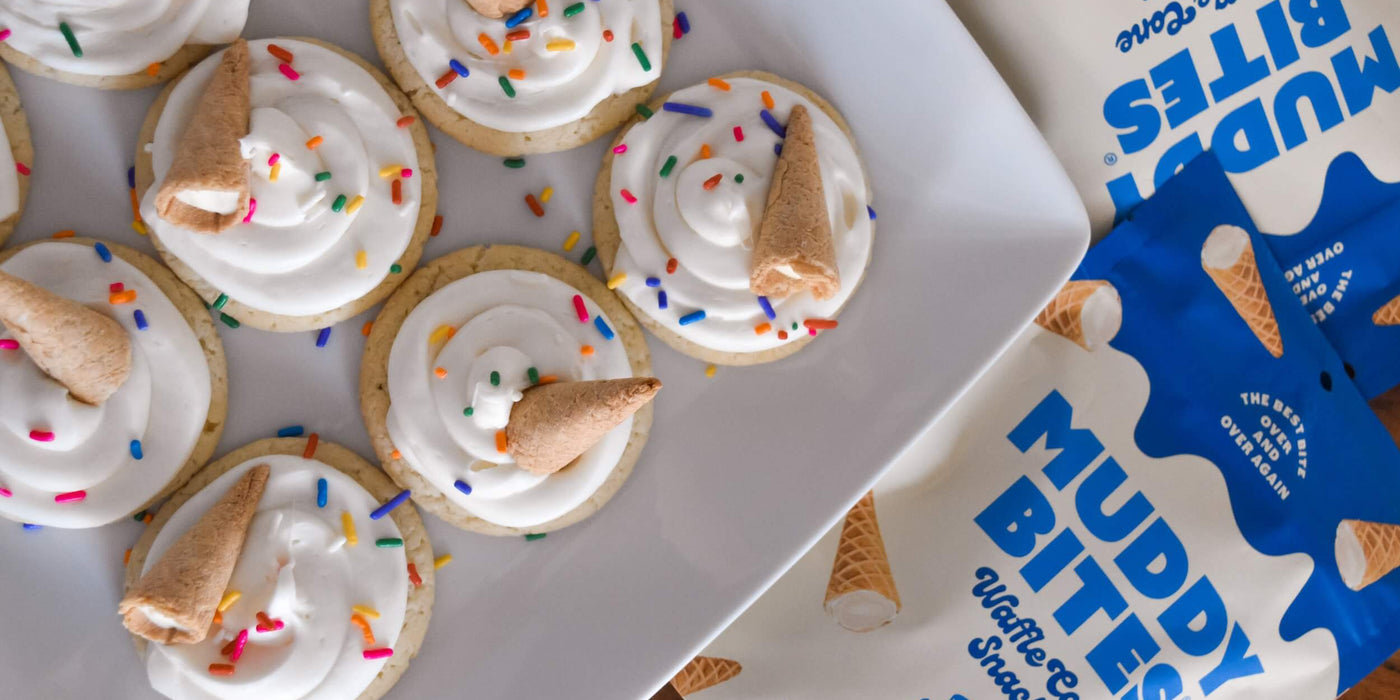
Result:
[154, 38, 251, 234]
[1336, 519, 1400, 591]
[825, 491, 900, 633]
[1201, 224, 1284, 358]
[506, 377, 662, 475]
[120, 464, 269, 645]
[670, 656, 743, 696]
[1374, 295, 1400, 327]
[464, 0, 533, 19]
[749, 104, 841, 301]
[0, 269, 132, 405]
[1033, 279, 1121, 351]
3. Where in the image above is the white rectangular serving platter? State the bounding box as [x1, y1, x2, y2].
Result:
[0, 1, 1088, 698]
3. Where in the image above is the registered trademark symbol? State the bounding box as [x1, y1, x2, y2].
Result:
[1104, 153, 1118, 166]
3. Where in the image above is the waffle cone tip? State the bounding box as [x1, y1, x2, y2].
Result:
[825, 492, 900, 632]
[1374, 295, 1400, 327]
[0, 269, 132, 405]
[670, 656, 743, 696]
[506, 377, 661, 475]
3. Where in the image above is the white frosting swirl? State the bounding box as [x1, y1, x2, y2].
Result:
[0, 1, 247, 77]
[610, 77, 874, 353]
[389, 0, 663, 132]
[387, 269, 634, 528]
[144, 455, 408, 700]
[0, 242, 210, 528]
[0, 115, 16, 222]
[142, 39, 422, 317]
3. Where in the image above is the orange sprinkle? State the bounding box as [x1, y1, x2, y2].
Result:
[804, 319, 839, 330]
[754, 322, 772, 335]
[538, 375, 559, 384]
[129, 188, 141, 218]
[703, 173, 723, 190]
[537, 0, 549, 16]
[350, 614, 376, 646]
[525, 193, 544, 217]
[268, 44, 295, 63]
[762, 90, 775, 110]
[256, 612, 273, 628]
[361, 320, 374, 336]
[699, 144, 712, 160]
[478, 33, 500, 55]
[430, 215, 443, 237]
[52, 230, 75, 239]
[778, 330, 789, 340]
[396, 115, 416, 128]
[580, 345, 594, 356]
[143, 512, 153, 524]
[708, 78, 732, 91]
[435, 69, 457, 89]
[306, 135, 324, 150]
[506, 29, 531, 41]
[666, 258, 678, 274]
[124, 548, 132, 565]
[392, 179, 403, 206]
[213, 611, 222, 626]
[508, 68, 526, 80]
[603, 29, 614, 42]
[408, 562, 423, 587]
[208, 664, 235, 677]
[109, 289, 137, 305]
[434, 367, 448, 378]
[391, 449, 402, 460]
[495, 430, 508, 453]
[146, 63, 161, 77]
[303, 433, 319, 459]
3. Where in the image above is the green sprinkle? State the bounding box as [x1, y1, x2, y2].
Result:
[220, 313, 240, 329]
[490, 371, 500, 386]
[503, 157, 526, 169]
[525, 533, 547, 541]
[563, 2, 585, 17]
[375, 538, 404, 548]
[314, 171, 332, 181]
[332, 194, 347, 212]
[132, 510, 148, 522]
[212, 293, 229, 310]
[631, 42, 651, 71]
[527, 367, 539, 384]
[734, 173, 745, 184]
[59, 22, 82, 57]
[499, 75, 516, 98]
[659, 155, 678, 178]
[635, 103, 654, 119]
[464, 406, 474, 416]
[390, 264, 403, 274]
[792, 322, 799, 330]
[581, 246, 597, 265]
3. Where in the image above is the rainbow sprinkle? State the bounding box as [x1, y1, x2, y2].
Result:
[868, 205, 877, 220]
[435, 554, 454, 569]
[495, 430, 509, 453]
[0, 30, 10, 42]
[342, 511, 359, 546]
[540, 186, 554, 203]
[528, 367, 540, 384]
[55, 490, 86, 504]
[370, 490, 411, 520]
[428, 325, 455, 345]
[572, 295, 589, 323]
[761, 110, 786, 137]
[94, 242, 112, 262]
[620, 189, 637, 204]
[547, 39, 576, 51]
[218, 591, 242, 612]
[734, 126, 745, 142]
[757, 296, 776, 320]
[408, 563, 424, 586]
[631, 42, 650, 71]
[228, 629, 248, 662]
[376, 538, 404, 548]
[208, 664, 235, 677]
[397, 116, 416, 128]
[307, 135, 324, 149]
[29, 430, 54, 442]
[279, 63, 300, 81]
[0, 340, 17, 350]
[212, 293, 229, 310]
[504, 157, 526, 169]
[221, 313, 240, 329]
[645, 277, 660, 288]
[268, 153, 281, 166]
[363, 648, 394, 661]
[449, 59, 470, 77]
[356, 250, 368, 270]
[304, 433, 319, 459]
[268, 44, 294, 62]
[243, 198, 257, 223]
[506, 7, 533, 27]
[346, 195, 366, 214]
[564, 2, 586, 17]
[663, 102, 712, 117]
[431, 215, 444, 236]
[490, 370, 501, 386]
[657, 290, 668, 309]
[678, 310, 706, 326]
[606, 273, 627, 289]
[454, 480, 472, 495]
[677, 12, 691, 34]
[581, 246, 597, 265]
[499, 75, 516, 97]
[705, 364, 717, 378]
[594, 316, 615, 340]
[332, 195, 347, 212]
[525, 533, 547, 541]
[659, 156, 677, 178]
[134, 310, 148, 330]
[59, 22, 82, 57]
[525, 193, 544, 217]
[666, 258, 678, 274]
[636, 104, 654, 119]
[316, 327, 331, 347]
[563, 230, 581, 251]
[708, 78, 731, 91]
[277, 426, 305, 438]
[130, 440, 144, 460]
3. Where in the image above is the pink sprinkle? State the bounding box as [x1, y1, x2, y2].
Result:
[733, 126, 744, 142]
[256, 620, 285, 633]
[229, 629, 249, 662]
[0, 487, 11, 498]
[109, 282, 124, 293]
[572, 294, 589, 323]
[268, 153, 280, 166]
[279, 63, 300, 81]
[0, 339, 18, 350]
[16, 162, 29, 176]
[400, 168, 413, 178]
[809, 327, 818, 336]
[620, 188, 637, 204]
[28, 430, 54, 442]
[0, 29, 11, 42]
[243, 198, 257, 223]
[363, 648, 394, 660]
[612, 144, 627, 154]
[55, 490, 86, 504]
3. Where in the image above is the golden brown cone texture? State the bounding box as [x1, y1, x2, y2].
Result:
[825, 492, 900, 617]
[464, 0, 533, 19]
[1344, 519, 1400, 590]
[1202, 238, 1284, 358]
[154, 39, 251, 234]
[670, 656, 743, 696]
[1035, 280, 1108, 350]
[506, 377, 661, 475]
[0, 270, 131, 405]
[749, 105, 840, 301]
[1374, 295, 1400, 326]
[119, 464, 269, 645]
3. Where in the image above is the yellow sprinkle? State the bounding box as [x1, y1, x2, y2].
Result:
[705, 364, 717, 378]
[342, 511, 358, 546]
[378, 164, 403, 178]
[546, 39, 577, 52]
[132, 220, 148, 235]
[539, 186, 554, 204]
[606, 272, 627, 290]
[434, 554, 453, 569]
[428, 325, 455, 345]
[563, 230, 581, 251]
[217, 590, 241, 612]
[352, 604, 381, 619]
[269, 162, 281, 182]
[503, 40, 513, 54]
[346, 195, 366, 214]
[356, 250, 368, 269]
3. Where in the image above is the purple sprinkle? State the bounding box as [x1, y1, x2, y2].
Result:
[757, 296, 776, 320]
[315, 327, 331, 348]
[760, 109, 786, 138]
[658, 290, 668, 309]
[677, 12, 690, 33]
[645, 277, 660, 288]
[126, 166, 135, 189]
[662, 102, 714, 118]
[133, 309, 148, 330]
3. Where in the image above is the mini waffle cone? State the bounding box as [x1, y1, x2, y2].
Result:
[119, 464, 268, 645]
[670, 656, 743, 696]
[1203, 236, 1284, 358]
[1374, 295, 1400, 326]
[750, 105, 840, 301]
[0, 269, 132, 405]
[153, 39, 250, 233]
[506, 377, 662, 475]
[1344, 519, 1400, 590]
[825, 491, 900, 632]
[1035, 280, 1106, 350]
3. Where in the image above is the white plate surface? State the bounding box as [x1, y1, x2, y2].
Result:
[0, 1, 1087, 698]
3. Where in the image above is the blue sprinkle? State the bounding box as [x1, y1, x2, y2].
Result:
[658, 290, 668, 310]
[21, 523, 41, 531]
[678, 309, 706, 326]
[761, 109, 786, 138]
[505, 7, 533, 27]
[662, 102, 714, 118]
[774, 143, 782, 156]
[370, 489, 412, 520]
[868, 205, 877, 220]
[94, 242, 112, 263]
[453, 480, 473, 495]
[677, 11, 690, 33]
[277, 425, 305, 438]
[645, 277, 661, 288]
[594, 316, 615, 340]
[449, 59, 469, 77]
[129, 439, 143, 460]
[126, 166, 135, 189]
[757, 296, 776, 320]
[315, 327, 331, 348]
[133, 309, 148, 330]
[316, 478, 328, 508]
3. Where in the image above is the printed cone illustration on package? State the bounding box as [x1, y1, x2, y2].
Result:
[154, 38, 251, 234]
[1201, 225, 1284, 358]
[464, 0, 533, 19]
[0, 269, 132, 405]
[1336, 519, 1400, 591]
[120, 464, 269, 645]
[1373, 295, 1400, 326]
[825, 491, 900, 632]
[670, 656, 743, 696]
[1033, 279, 1122, 351]
[749, 104, 841, 301]
[506, 377, 661, 475]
